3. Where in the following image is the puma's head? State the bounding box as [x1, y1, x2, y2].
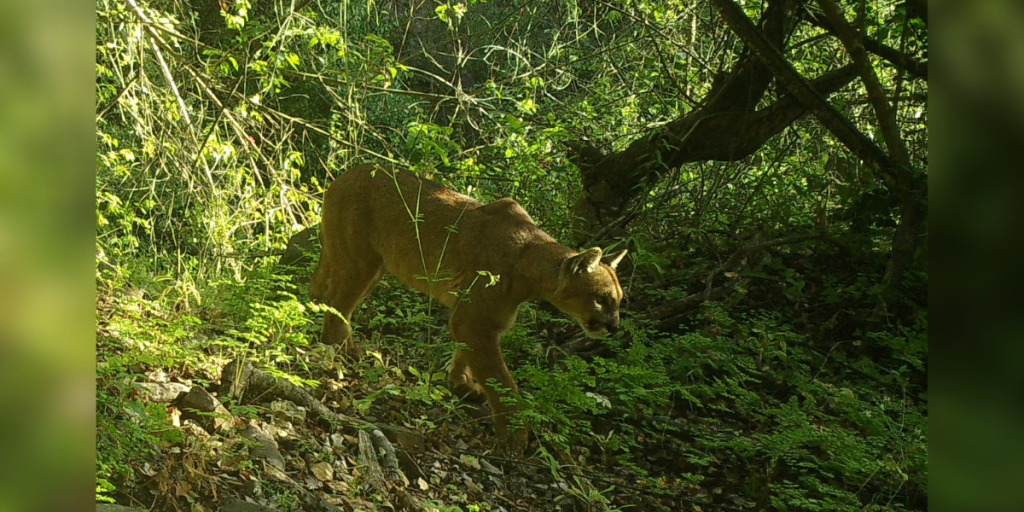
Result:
[552, 247, 628, 338]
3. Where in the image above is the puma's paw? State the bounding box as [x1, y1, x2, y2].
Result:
[319, 322, 351, 346]
[321, 328, 363, 358]
[448, 381, 487, 405]
[339, 337, 363, 358]
[499, 427, 529, 456]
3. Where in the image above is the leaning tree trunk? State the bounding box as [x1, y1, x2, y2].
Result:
[568, 0, 824, 242]
[568, 61, 859, 241]
[572, 0, 927, 290]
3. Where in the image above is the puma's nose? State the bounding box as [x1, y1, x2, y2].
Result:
[606, 322, 619, 335]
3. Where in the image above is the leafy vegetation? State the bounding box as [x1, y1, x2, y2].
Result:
[96, 0, 927, 510]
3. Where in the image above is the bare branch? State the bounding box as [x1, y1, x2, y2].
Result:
[814, 0, 911, 170]
[96, 72, 139, 121]
[126, 0, 191, 124]
[804, 6, 928, 81]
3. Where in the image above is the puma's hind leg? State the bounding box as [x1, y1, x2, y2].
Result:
[449, 310, 528, 453]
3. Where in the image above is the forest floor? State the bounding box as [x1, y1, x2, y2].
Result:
[96, 248, 927, 512]
[96, 287, 698, 512]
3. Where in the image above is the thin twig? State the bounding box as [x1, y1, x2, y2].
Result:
[814, 0, 910, 171]
[96, 72, 139, 121]
[704, 233, 821, 296]
[125, 0, 191, 124]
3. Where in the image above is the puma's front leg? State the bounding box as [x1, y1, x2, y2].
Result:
[449, 311, 528, 454]
[311, 254, 384, 357]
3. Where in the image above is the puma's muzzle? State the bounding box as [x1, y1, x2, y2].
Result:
[581, 311, 620, 338]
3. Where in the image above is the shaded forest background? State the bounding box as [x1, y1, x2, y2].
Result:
[95, 0, 927, 510]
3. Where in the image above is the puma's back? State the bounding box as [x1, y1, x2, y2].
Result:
[313, 164, 557, 307]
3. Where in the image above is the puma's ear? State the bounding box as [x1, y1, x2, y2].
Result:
[602, 249, 628, 270]
[567, 247, 603, 274]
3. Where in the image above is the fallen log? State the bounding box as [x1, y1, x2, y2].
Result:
[218, 358, 428, 510]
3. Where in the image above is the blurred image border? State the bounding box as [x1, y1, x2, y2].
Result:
[0, 1, 97, 511]
[930, 0, 1024, 510]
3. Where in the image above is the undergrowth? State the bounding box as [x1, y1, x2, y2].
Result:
[96, 242, 927, 511]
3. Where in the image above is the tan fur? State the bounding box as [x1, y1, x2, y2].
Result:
[311, 164, 627, 452]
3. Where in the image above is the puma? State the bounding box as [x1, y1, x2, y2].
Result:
[311, 164, 627, 451]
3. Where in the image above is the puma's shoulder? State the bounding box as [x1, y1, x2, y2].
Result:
[476, 197, 538, 230]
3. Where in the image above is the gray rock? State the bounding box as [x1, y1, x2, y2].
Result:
[96, 504, 146, 512]
[180, 387, 233, 432]
[137, 382, 190, 403]
[219, 498, 279, 512]
[244, 421, 286, 470]
[180, 387, 220, 412]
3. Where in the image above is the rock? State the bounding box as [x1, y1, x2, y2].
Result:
[218, 498, 279, 512]
[270, 400, 306, 425]
[96, 504, 146, 512]
[179, 387, 234, 432]
[137, 382, 190, 403]
[244, 421, 286, 470]
[144, 370, 169, 383]
[179, 386, 219, 412]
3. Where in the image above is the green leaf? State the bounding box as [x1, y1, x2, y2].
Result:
[435, 4, 449, 22]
